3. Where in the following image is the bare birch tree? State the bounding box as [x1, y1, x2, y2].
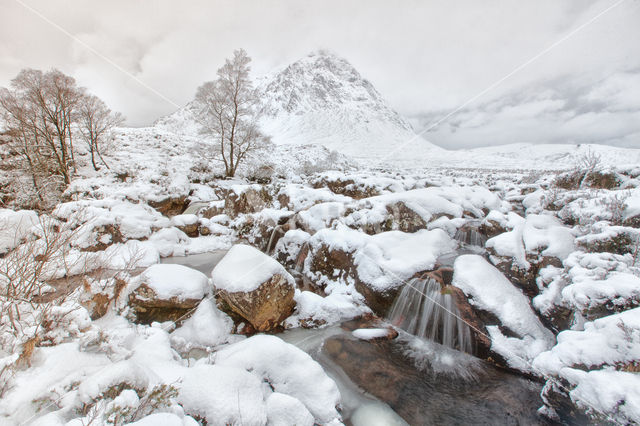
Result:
[77, 94, 124, 170]
[194, 49, 269, 177]
[0, 68, 124, 206]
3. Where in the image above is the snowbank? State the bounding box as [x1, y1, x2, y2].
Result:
[0, 208, 38, 254]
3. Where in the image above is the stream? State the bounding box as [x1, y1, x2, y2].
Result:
[165, 243, 546, 426]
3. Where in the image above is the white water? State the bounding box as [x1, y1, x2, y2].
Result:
[388, 278, 473, 353]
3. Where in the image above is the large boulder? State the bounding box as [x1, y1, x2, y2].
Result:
[128, 264, 209, 324]
[223, 185, 272, 217]
[212, 244, 295, 331]
[148, 195, 188, 217]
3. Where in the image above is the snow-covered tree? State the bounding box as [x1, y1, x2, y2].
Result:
[194, 49, 269, 177]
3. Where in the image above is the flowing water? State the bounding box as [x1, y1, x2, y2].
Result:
[264, 224, 285, 254]
[387, 277, 473, 353]
[160, 249, 228, 275]
[454, 226, 487, 247]
[162, 242, 545, 425]
[279, 322, 544, 425]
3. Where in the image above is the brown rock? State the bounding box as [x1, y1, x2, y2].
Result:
[386, 201, 427, 233]
[128, 284, 201, 325]
[148, 196, 188, 217]
[479, 220, 506, 239]
[224, 187, 271, 217]
[217, 274, 295, 332]
[354, 280, 402, 317]
[81, 224, 124, 252]
[311, 176, 380, 199]
[176, 223, 199, 238]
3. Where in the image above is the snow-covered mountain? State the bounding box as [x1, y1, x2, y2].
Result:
[257, 51, 441, 160]
[154, 51, 442, 162]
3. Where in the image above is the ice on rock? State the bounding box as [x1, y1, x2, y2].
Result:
[352, 328, 390, 340]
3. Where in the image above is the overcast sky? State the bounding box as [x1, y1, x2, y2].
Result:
[1, 0, 639, 149]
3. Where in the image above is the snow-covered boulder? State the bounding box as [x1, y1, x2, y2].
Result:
[310, 172, 382, 199]
[274, 229, 311, 270]
[223, 184, 271, 217]
[534, 251, 640, 328]
[306, 225, 456, 314]
[179, 364, 267, 425]
[452, 255, 555, 372]
[171, 214, 200, 237]
[533, 308, 640, 424]
[212, 244, 295, 331]
[128, 264, 209, 324]
[147, 195, 188, 217]
[486, 213, 574, 296]
[215, 335, 341, 424]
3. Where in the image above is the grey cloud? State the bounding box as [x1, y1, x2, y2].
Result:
[1, 0, 639, 148]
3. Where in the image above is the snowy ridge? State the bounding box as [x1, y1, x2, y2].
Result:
[420, 142, 640, 171]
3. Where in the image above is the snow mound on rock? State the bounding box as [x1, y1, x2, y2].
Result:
[215, 334, 341, 424]
[453, 254, 555, 370]
[179, 364, 267, 425]
[139, 264, 209, 300]
[170, 299, 234, 351]
[212, 244, 293, 293]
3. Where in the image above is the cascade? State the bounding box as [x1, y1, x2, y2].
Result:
[388, 277, 473, 353]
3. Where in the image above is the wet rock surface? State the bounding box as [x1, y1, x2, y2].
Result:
[323, 333, 546, 426]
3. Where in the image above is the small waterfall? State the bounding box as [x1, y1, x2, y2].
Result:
[388, 278, 472, 354]
[294, 242, 310, 272]
[454, 226, 487, 247]
[264, 225, 284, 255]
